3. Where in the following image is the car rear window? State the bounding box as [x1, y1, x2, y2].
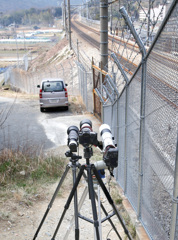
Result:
[42, 81, 64, 92]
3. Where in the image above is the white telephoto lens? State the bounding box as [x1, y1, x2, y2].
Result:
[99, 124, 115, 151]
[94, 160, 107, 170]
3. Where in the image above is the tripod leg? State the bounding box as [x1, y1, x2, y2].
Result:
[72, 166, 79, 240]
[93, 166, 133, 240]
[84, 171, 122, 239]
[86, 166, 100, 240]
[63, 186, 88, 240]
[94, 190, 122, 240]
[33, 164, 71, 240]
[51, 165, 85, 240]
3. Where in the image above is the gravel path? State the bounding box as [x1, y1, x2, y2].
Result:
[1, 165, 127, 240]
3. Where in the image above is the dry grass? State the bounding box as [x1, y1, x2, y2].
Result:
[110, 179, 136, 239]
[0, 147, 66, 217]
[69, 95, 87, 114]
[0, 146, 70, 223]
[0, 87, 38, 99]
[0, 148, 66, 187]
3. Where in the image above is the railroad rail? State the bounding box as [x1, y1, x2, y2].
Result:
[71, 17, 178, 110]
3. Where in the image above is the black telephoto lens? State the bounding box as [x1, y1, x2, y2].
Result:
[80, 119, 92, 129]
[67, 126, 79, 152]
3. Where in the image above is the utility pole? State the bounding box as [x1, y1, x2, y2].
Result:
[63, 0, 67, 32]
[77, 39, 79, 62]
[14, 22, 19, 68]
[110, 3, 112, 34]
[87, 1, 89, 20]
[67, 0, 72, 50]
[61, 1, 64, 30]
[100, 0, 108, 70]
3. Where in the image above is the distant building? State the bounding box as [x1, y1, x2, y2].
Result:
[139, 5, 167, 22]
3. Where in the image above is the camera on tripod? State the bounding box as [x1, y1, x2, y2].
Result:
[67, 119, 118, 171]
[34, 119, 133, 240]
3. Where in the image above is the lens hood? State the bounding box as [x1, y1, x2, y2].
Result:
[80, 119, 92, 129]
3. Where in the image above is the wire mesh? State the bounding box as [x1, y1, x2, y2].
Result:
[102, 1, 177, 239]
[76, 61, 93, 112]
[5, 63, 77, 96]
[140, 2, 178, 239]
[106, 0, 174, 94]
[116, 91, 126, 190]
[96, 1, 178, 240]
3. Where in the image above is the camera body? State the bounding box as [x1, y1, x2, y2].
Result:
[79, 119, 98, 147]
[103, 147, 118, 168]
[79, 129, 98, 147]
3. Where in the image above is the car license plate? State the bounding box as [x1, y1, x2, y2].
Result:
[49, 99, 59, 103]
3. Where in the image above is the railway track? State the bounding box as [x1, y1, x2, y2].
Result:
[71, 17, 178, 109]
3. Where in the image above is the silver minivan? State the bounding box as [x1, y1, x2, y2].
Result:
[37, 78, 68, 112]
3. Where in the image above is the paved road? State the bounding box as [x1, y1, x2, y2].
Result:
[0, 96, 101, 154]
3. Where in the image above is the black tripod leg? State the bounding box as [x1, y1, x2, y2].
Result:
[93, 167, 133, 240]
[86, 166, 100, 240]
[51, 165, 85, 240]
[33, 164, 71, 240]
[72, 166, 79, 240]
[94, 191, 122, 240]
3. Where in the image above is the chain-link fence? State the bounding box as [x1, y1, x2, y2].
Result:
[3, 40, 93, 114]
[72, 40, 93, 113]
[4, 60, 79, 96]
[95, 1, 178, 239]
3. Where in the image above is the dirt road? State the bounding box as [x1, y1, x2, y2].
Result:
[0, 92, 100, 151]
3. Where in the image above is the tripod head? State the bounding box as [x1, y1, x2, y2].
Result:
[83, 146, 93, 165]
[65, 150, 82, 164]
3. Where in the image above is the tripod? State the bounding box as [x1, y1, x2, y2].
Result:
[33, 147, 133, 240]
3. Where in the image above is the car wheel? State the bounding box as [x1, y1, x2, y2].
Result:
[40, 107, 45, 112]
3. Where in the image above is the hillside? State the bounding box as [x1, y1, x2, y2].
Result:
[1, 0, 83, 13]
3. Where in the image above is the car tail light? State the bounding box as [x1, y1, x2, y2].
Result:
[64, 88, 68, 97]
[39, 89, 42, 98]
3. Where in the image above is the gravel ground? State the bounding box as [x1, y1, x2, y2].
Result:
[1, 158, 127, 240]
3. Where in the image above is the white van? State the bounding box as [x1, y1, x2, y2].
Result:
[37, 78, 68, 112]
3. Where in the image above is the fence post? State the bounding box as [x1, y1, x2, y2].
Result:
[78, 63, 81, 95]
[85, 70, 88, 109]
[170, 134, 178, 240]
[100, 0, 108, 69]
[92, 58, 96, 117]
[54, 66, 58, 78]
[119, 7, 147, 218]
[60, 64, 64, 79]
[68, 61, 73, 94]
[111, 52, 130, 193]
